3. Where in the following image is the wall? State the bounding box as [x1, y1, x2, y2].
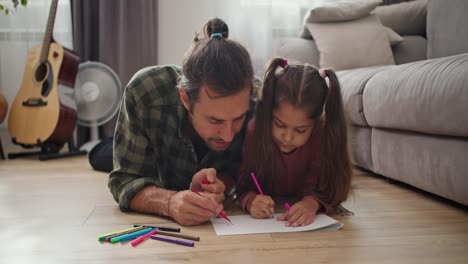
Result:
[156, 0, 324, 73]
[157, 0, 218, 65]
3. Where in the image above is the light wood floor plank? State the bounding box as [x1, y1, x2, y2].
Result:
[0, 156, 467, 263]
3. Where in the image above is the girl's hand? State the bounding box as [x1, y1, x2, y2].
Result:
[247, 194, 275, 219]
[277, 196, 320, 227]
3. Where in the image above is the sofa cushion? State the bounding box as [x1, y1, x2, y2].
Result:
[299, 0, 382, 39]
[299, 0, 402, 44]
[304, 0, 382, 23]
[427, 0, 468, 59]
[306, 15, 395, 70]
[392, 35, 427, 64]
[301, 19, 403, 47]
[385, 26, 403, 46]
[372, 0, 427, 36]
[337, 66, 389, 127]
[363, 53, 468, 137]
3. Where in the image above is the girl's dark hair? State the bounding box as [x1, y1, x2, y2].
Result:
[179, 18, 254, 105]
[241, 58, 351, 209]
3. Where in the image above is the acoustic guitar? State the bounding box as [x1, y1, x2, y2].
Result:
[8, 0, 79, 147]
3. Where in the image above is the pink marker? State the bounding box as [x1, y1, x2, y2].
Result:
[250, 172, 264, 195]
[251, 172, 275, 218]
[131, 228, 159, 247]
[284, 202, 291, 211]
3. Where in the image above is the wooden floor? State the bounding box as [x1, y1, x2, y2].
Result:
[0, 155, 467, 264]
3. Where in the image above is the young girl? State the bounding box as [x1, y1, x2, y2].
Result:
[236, 58, 352, 227]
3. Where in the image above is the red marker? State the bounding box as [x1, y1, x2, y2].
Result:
[201, 179, 212, 185]
[191, 189, 232, 223]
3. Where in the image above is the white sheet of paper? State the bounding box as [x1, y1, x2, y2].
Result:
[211, 213, 343, 236]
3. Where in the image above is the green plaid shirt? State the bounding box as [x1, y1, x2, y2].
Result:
[109, 65, 253, 211]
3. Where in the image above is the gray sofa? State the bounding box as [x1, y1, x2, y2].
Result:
[279, 0, 468, 206]
[338, 54, 468, 207]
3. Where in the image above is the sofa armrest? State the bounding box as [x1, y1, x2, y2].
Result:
[275, 38, 319, 66]
[364, 54, 468, 137]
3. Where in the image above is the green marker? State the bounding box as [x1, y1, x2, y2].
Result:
[98, 226, 142, 241]
[110, 227, 154, 243]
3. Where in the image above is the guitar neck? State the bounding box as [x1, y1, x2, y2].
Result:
[39, 0, 59, 63]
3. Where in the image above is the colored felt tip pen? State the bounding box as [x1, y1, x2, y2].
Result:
[191, 189, 232, 223]
[284, 202, 291, 211]
[250, 172, 264, 195]
[110, 227, 154, 243]
[151, 235, 195, 247]
[251, 172, 274, 218]
[131, 228, 159, 247]
[133, 225, 180, 232]
[104, 226, 147, 242]
[98, 226, 143, 242]
[217, 211, 232, 223]
[156, 230, 200, 241]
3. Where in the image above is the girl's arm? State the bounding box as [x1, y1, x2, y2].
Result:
[303, 195, 329, 214]
[240, 191, 257, 212]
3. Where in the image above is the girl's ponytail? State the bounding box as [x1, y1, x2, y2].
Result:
[251, 58, 286, 187]
[239, 58, 286, 192]
[317, 69, 351, 209]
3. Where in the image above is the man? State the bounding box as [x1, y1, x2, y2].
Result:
[109, 18, 256, 225]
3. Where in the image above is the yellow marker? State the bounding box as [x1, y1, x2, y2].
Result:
[98, 226, 142, 241]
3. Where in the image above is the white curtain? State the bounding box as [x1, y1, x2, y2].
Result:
[216, 0, 332, 76]
[0, 0, 73, 128]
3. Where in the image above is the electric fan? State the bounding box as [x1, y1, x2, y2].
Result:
[74, 61, 121, 152]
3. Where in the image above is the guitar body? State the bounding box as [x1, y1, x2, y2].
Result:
[8, 42, 79, 147]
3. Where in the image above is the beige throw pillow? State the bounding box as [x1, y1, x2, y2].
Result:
[306, 0, 382, 23]
[306, 15, 395, 71]
[302, 22, 403, 47]
[299, 0, 403, 44]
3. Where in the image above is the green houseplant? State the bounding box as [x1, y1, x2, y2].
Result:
[0, 0, 28, 15]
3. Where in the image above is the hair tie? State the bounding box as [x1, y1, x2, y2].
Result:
[319, 68, 326, 78]
[280, 59, 288, 68]
[210, 32, 223, 38]
[319, 68, 330, 91]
